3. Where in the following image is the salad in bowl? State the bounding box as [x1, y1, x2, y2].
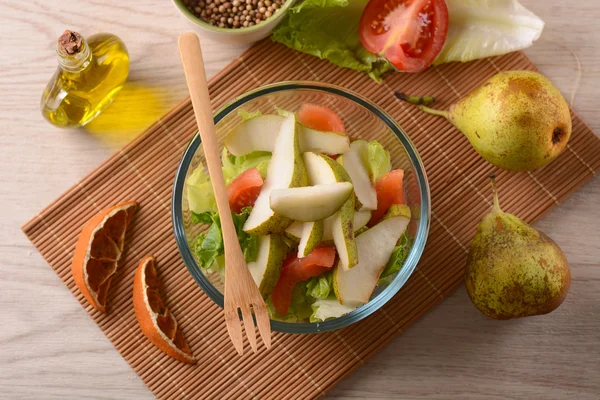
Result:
[172, 82, 430, 333]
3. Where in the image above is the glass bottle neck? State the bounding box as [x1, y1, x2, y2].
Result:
[56, 35, 92, 73]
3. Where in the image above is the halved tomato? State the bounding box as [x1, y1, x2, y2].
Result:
[359, 0, 449, 73]
[271, 246, 337, 315]
[368, 169, 406, 227]
[298, 104, 345, 133]
[226, 168, 264, 214]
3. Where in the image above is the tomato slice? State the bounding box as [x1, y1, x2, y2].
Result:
[359, 0, 449, 73]
[226, 168, 264, 214]
[298, 104, 345, 133]
[368, 169, 406, 227]
[271, 246, 337, 315]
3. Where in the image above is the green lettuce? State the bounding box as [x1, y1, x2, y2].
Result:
[191, 208, 259, 271]
[310, 298, 356, 322]
[266, 272, 335, 322]
[379, 233, 412, 282]
[305, 271, 333, 300]
[186, 149, 271, 213]
[191, 210, 214, 225]
[231, 207, 259, 262]
[192, 215, 223, 270]
[186, 166, 217, 214]
[364, 140, 391, 183]
[272, 0, 393, 83]
[266, 282, 314, 322]
[221, 148, 271, 185]
[434, 0, 544, 65]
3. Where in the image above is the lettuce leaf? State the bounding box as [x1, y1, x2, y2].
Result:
[310, 298, 356, 322]
[221, 148, 271, 185]
[272, 0, 393, 83]
[192, 207, 259, 270]
[267, 272, 335, 322]
[266, 282, 314, 322]
[379, 233, 412, 283]
[191, 210, 214, 225]
[305, 271, 333, 300]
[186, 166, 217, 214]
[186, 146, 271, 214]
[192, 219, 223, 270]
[434, 0, 544, 65]
[232, 207, 259, 262]
[364, 140, 391, 183]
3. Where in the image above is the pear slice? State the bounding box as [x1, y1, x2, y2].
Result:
[225, 115, 283, 155]
[225, 115, 350, 156]
[298, 220, 324, 257]
[333, 212, 410, 306]
[300, 125, 350, 155]
[269, 182, 353, 222]
[322, 210, 371, 241]
[243, 114, 308, 235]
[284, 221, 303, 242]
[247, 234, 287, 297]
[339, 140, 377, 210]
[329, 203, 357, 271]
[303, 152, 358, 270]
[383, 204, 411, 220]
[353, 210, 372, 231]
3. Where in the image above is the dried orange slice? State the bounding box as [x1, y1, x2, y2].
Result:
[133, 256, 195, 364]
[72, 201, 138, 313]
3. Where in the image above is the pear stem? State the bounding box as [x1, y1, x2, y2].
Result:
[417, 105, 451, 120]
[489, 174, 502, 213]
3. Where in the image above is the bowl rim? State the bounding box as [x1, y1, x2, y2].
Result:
[172, 81, 431, 334]
[171, 0, 295, 34]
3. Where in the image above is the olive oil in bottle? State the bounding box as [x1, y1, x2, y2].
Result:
[41, 30, 130, 128]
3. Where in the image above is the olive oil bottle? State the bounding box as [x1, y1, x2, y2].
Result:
[41, 30, 130, 128]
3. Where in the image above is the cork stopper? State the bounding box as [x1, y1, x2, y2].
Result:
[58, 30, 83, 55]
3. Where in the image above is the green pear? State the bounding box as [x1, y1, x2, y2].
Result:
[398, 71, 572, 171]
[465, 175, 571, 319]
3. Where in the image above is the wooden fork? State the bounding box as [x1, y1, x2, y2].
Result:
[178, 32, 272, 355]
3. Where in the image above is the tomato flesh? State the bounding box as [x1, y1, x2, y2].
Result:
[368, 169, 406, 227]
[359, 0, 449, 73]
[298, 104, 345, 133]
[271, 246, 337, 315]
[226, 168, 264, 214]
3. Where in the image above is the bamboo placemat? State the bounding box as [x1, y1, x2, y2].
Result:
[23, 39, 600, 400]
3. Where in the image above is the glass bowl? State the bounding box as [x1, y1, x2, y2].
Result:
[172, 81, 430, 334]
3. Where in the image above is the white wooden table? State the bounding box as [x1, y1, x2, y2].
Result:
[1, 1, 599, 398]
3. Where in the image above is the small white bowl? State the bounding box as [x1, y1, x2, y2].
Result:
[171, 0, 294, 45]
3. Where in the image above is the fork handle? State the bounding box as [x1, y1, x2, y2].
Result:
[178, 33, 243, 263]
